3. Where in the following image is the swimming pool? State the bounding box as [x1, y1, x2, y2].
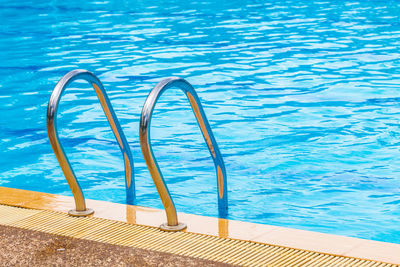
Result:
[1, 0, 400, 243]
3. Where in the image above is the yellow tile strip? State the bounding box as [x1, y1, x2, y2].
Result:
[0, 204, 397, 267]
[0, 204, 42, 225]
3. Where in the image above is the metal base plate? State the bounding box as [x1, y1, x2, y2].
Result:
[68, 208, 94, 217]
[159, 222, 187, 232]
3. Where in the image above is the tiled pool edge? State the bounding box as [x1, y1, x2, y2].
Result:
[0, 204, 389, 266]
[0, 186, 399, 265]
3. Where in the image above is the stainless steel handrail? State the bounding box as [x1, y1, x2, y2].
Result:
[140, 77, 228, 231]
[47, 69, 135, 216]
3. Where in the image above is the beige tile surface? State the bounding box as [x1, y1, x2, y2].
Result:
[24, 193, 75, 212]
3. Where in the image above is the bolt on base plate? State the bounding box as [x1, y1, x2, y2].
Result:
[159, 222, 187, 232]
[68, 208, 94, 217]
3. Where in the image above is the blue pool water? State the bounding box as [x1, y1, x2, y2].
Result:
[1, 0, 400, 243]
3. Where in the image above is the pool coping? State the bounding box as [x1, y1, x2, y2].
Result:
[0, 186, 399, 265]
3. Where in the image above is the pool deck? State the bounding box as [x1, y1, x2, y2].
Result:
[0, 224, 228, 266]
[0, 186, 399, 266]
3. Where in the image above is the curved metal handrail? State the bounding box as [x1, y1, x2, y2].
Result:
[140, 77, 228, 231]
[47, 69, 135, 216]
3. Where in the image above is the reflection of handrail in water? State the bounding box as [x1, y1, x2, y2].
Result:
[47, 69, 135, 216]
[140, 77, 228, 231]
[218, 218, 229, 238]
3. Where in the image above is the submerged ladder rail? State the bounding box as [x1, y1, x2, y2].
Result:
[47, 69, 134, 216]
[140, 77, 228, 231]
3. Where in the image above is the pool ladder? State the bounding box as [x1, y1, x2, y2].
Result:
[47, 70, 135, 216]
[47, 70, 227, 231]
[140, 77, 228, 231]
